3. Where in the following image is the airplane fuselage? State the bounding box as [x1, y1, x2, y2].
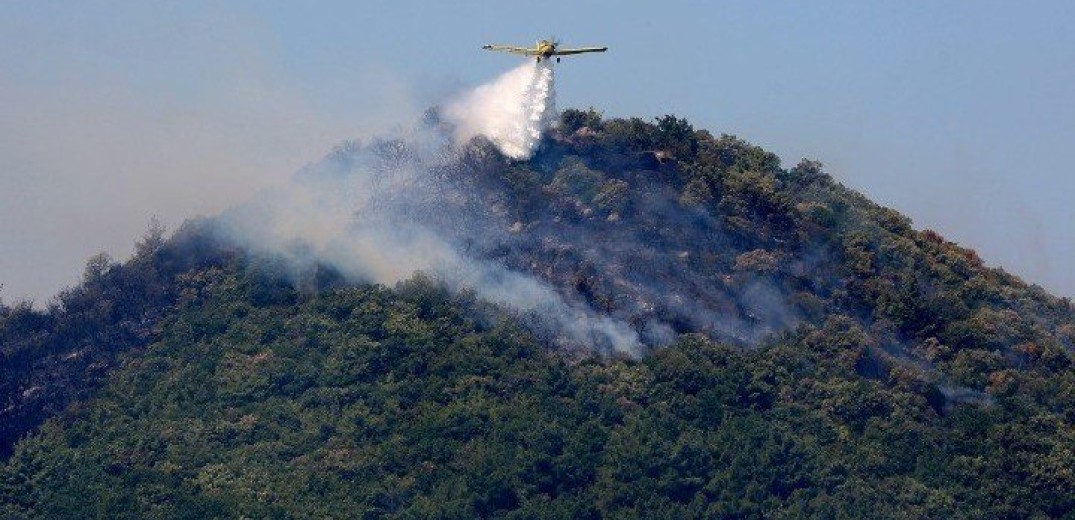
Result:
[535, 40, 556, 59]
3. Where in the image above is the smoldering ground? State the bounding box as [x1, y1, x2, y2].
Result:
[215, 59, 807, 355]
[218, 61, 641, 354]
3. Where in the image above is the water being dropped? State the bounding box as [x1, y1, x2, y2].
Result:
[444, 60, 557, 160]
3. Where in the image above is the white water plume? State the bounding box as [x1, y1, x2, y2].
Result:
[444, 60, 557, 160]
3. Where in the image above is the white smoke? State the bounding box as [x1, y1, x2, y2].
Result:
[443, 60, 557, 160]
[220, 149, 640, 354]
[217, 76, 640, 354]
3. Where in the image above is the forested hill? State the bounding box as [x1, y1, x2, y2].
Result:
[2, 109, 1074, 518]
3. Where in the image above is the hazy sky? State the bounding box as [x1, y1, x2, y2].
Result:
[2, 1, 1073, 303]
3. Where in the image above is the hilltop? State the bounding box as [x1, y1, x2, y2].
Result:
[2, 110, 1073, 518]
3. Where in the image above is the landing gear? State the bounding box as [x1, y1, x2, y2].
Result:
[556, 57, 560, 63]
[536, 57, 541, 63]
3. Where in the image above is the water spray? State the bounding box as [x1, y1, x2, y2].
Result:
[444, 60, 557, 160]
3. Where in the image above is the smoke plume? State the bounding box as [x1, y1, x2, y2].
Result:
[214, 56, 814, 355]
[217, 64, 641, 354]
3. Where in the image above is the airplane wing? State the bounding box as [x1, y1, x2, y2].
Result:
[482, 44, 539, 56]
[552, 46, 608, 56]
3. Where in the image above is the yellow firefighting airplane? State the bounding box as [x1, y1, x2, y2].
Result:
[482, 39, 607, 63]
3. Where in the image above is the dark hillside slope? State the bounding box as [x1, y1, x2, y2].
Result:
[1, 110, 1073, 517]
[0, 221, 231, 459]
[2, 261, 1073, 518]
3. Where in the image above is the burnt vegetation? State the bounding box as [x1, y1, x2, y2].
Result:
[2, 109, 1074, 518]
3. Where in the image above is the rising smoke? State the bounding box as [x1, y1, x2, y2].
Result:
[218, 60, 642, 353]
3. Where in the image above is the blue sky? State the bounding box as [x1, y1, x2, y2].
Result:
[2, 1, 1073, 302]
